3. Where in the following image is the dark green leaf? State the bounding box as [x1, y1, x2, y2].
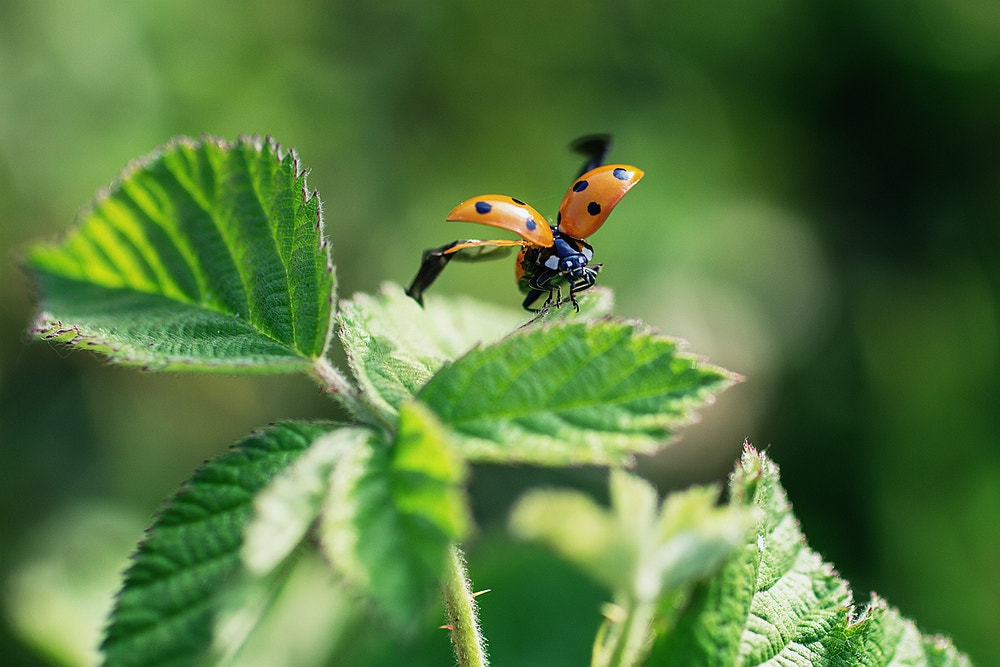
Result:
[101, 421, 334, 666]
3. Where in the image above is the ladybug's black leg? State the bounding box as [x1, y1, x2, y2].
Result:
[407, 240, 518, 306]
[405, 241, 462, 306]
[548, 285, 563, 309]
[567, 283, 581, 312]
[523, 270, 565, 312]
[532, 285, 563, 312]
[521, 288, 548, 312]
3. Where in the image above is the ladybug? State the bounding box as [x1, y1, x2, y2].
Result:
[405, 135, 643, 311]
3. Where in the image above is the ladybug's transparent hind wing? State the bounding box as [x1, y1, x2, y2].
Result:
[445, 239, 520, 261]
[405, 239, 520, 306]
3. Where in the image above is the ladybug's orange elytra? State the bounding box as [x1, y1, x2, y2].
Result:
[557, 164, 644, 239]
[446, 195, 554, 247]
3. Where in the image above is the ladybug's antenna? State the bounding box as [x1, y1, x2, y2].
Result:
[569, 134, 613, 178]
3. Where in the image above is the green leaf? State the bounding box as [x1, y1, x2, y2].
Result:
[523, 285, 616, 325]
[847, 596, 974, 667]
[241, 427, 370, 576]
[419, 320, 737, 465]
[510, 470, 754, 667]
[645, 446, 971, 667]
[337, 283, 525, 418]
[510, 471, 754, 598]
[319, 401, 469, 629]
[27, 136, 335, 372]
[101, 421, 334, 667]
[337, 283, 615, 420]
[509, 486, 629, 593]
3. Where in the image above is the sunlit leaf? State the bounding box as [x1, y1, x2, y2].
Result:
[27, 136, 335, 372]
[337, 283, 615, 420]
[336, 283, 523, 418]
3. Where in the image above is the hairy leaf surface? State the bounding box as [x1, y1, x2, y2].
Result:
[419, 320, 736, 465]
[28, 136, 335, 372]
[102, 421, 334, 666]
[645, 446, 971, 667]
[319, 402, 469, 628]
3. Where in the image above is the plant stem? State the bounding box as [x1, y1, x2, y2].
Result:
[593, 598, 652, 667]
[443, 544, 489, 667]
[311, 357, 392, 430]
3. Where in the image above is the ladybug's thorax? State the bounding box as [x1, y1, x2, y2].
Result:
[551, 230, 594, 275]
[520, 229, 595, 284]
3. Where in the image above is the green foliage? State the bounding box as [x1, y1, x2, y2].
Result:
[26, 136, 334, 372]
[511, 470, 757, 666]
[336, 284, 525, 419]
[22, 138, 970, 666]
[419, 320, 733, 466]
[101, 421, 334, 666]
[318, 402, 469, 629]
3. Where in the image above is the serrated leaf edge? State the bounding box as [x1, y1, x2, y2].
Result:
[25, 135, 336, 369]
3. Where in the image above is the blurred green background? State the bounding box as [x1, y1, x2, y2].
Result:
[2, 1, 998, 664]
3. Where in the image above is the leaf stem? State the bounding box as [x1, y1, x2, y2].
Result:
[443, 543, 489, 667]
[593, 598, 652, 667]
[311, 357, 393, 430]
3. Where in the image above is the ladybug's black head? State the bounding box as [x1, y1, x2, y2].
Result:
[559, 252, 588, 278]
[549, 234, 595, 280]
